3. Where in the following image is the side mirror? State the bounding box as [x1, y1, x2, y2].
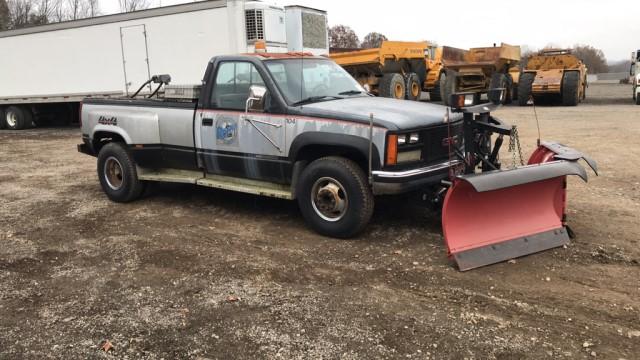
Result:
[245, 85, 267, 113]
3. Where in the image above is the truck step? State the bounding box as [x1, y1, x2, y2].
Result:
[196, 174, 293, 200]
[136, 167, 293, 200]
[137, 168, 202, 184]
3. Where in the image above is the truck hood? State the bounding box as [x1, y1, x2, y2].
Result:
[293, 96, 462, 130]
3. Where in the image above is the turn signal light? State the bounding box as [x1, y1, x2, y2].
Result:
[386, 134, 398, 165]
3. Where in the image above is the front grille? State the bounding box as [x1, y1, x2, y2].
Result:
[245, 9, 264, 42]
[421, 121, 463, 164]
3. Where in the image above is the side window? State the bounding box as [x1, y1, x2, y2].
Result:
[211, 62, 266, 110]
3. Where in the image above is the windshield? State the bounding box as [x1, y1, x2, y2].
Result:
[264, 58, 366, 105]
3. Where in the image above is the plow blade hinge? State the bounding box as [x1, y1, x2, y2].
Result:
[452, 228, 570, 271]
[457, 160, 587, 193]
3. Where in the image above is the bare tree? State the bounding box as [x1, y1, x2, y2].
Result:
[0, 0, 10, 30]
[360, 32, 387, 49]
[118, 0, 149, 12]
[328, 25, 359, 49]
[572, 44, 608, 74]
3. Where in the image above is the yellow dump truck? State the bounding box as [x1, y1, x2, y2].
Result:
[442, 43, 521, 105]
[330, 41, 446, 101]
[517, 49, 587, 106]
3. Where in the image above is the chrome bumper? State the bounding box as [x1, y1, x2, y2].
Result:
[372, 160, 461, 179]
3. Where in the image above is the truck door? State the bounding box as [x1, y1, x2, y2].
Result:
[120, 24, 151, 96]
[197, 61, 287, 183]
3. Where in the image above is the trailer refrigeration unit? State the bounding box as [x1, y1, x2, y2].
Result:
[0, 0, 328, 130]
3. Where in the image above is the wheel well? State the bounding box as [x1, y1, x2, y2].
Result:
[92, 131, 126, 153]
[295, 144, 369, 172]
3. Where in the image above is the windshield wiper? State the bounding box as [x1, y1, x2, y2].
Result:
[292, 95, 342, 106]
[338, 90, 365, 96]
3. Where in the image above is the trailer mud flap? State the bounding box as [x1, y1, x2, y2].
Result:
[442, 158, 591, 271]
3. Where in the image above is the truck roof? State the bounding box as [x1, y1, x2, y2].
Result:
[242, 52, 325, 60]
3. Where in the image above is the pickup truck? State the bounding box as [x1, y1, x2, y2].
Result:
[78, 53, 465, 238]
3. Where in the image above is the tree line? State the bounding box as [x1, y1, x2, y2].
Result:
[0, 0, 151, 31]
[329, 24, 613, 74]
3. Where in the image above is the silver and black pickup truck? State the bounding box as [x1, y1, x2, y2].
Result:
[78, 53, 466, 238]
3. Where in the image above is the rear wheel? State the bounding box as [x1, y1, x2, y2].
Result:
[296, 156, 374, 238]
[442, 70, 458, 106]
[561, 71, 580, 106]
[405, 73, 421, 101]
[489, 73, 512, 104]
[379, 73, 405, 99]
[518, 72, 535, 106]
[429, 72, 444, 102]
[97, 142, 146, 203]
[4, 106, 33, 130]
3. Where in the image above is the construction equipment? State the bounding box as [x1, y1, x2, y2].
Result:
[518, 49, 588, 106]
[442, 43, 521, 105]
[330, 41, 449, 101]
[441, 91, 597, 271]
[630, 50, 640, 105]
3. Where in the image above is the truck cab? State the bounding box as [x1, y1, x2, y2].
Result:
[79, 53, 464, 238]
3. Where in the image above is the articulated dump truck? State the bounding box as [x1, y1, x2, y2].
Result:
[329, 41, 447, 101]
[518, 49, 588, 106]
[442, 43, 521, 105]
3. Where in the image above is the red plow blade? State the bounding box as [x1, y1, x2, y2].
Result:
[442, 143, 596, 271]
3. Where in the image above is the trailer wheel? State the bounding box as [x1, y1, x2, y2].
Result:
[296, 156, 374, 238]
[379, 73, 405, 99]
[4, 106, 33, 130]
[97, 142, 146, 203]
[518, 72, 535, 106]
[561, 71, 580, 106]
[489, 73, 512, 105]
[405, 73, 421, 101]
[430, 72, 444, 102]
[442, 70, 458, 106]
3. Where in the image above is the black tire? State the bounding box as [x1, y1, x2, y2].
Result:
[561, 71, 580, 106]
[489, 73, 512, 105]
[405, 73, 421, 101]
[442, 70, 458, 106]
[97, 142, 146, 203]
[429, 72, 444, 102]
[636, 87, 640, 105]
[378, 73, 405, 99]
[518, 72, 535, 106]
[296, 156, 374, 238]
[4, 106, 33, 130]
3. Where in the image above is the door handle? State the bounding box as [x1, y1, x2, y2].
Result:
[202, 118, 213, 126]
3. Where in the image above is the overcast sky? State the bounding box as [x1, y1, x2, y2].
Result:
[101, 0, 636, 61]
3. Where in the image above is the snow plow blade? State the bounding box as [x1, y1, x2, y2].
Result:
[442, 143, 596, 271]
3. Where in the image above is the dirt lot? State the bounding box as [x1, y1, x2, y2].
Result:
[1, 83, 639, 359]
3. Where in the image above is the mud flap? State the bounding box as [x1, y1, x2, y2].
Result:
[442, 144, 595, 271]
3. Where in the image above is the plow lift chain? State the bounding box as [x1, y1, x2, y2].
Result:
[508, 125, 525, 168]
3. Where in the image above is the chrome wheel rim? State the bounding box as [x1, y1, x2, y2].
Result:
[6, 111, 17, 128]
[311, 177, 348, 222]
[104, 156, 124, 190]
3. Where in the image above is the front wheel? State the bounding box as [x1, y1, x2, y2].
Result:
[97, 142, 146, 203]
[296, 157, 374, 238]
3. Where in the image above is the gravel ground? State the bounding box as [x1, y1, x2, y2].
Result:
[0, 83, 639, 359]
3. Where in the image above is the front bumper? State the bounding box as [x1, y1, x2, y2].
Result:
[372, 159, 462, 195]
[77, 135, 94, 156]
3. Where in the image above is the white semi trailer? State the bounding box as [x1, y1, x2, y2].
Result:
[631, 50, 640, 105]
[0, 0, 329, 130]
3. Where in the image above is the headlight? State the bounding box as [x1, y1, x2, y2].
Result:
[397, 135, 407, 145]
[409, 133, 419, 143]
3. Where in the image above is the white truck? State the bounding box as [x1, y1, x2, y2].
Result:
[631, 50, 640, 105]
[0, 0, 328, 130]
